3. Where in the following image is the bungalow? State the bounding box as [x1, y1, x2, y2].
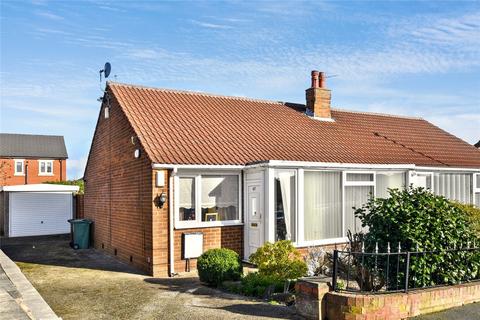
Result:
[84, 71, 480, 277]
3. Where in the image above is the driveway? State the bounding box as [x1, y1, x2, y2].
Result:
[1, 235, 300, 320]
[410, 302, 480, 320]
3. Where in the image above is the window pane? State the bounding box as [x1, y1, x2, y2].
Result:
[415, 173, 432, 190]
[179, 177, 195, 221]
[201, 175, 238, 222]
[304, 171, 342, 241]
[40, 162, 46, 173]
[345, 186, 373, 235]
[274, 170, 296, 241]
[475, 193, 480, 208]
[47, 162, 52, 173]
[433, 173, 471, 204]
[476, 174, 480, 189]
[16, 161, 23, 173]
[346, 173, 374, 182]
[376, 172, 405, 198]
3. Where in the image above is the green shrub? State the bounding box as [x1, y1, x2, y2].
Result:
[249, 240, 307, 280]
[240, 272, 285, 297]
[452, 202, 480, 237]
[354, 187, 480, 289]
[197, 248, 242, 286]
[44, 179, 84, 194]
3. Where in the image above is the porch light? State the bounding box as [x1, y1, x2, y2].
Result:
[155, 192, 167, 208]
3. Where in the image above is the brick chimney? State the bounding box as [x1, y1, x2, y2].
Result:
[306, 70, 331, 119]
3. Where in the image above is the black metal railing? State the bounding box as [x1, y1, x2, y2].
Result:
[332, 243, 480, 293]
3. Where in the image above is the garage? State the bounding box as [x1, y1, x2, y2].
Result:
[1, 184, 79, 237]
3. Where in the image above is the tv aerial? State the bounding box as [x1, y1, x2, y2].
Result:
[99, 62, 111, 82]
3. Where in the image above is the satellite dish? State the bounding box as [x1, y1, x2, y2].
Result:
[99, 62, 112, 82]
[104, 62, 111, 78]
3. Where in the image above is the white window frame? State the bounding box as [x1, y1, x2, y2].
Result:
[474, 173, 480, 207]
[174, 171, 242, 229]
[14, 159, 25, 176]
[38, 160, 54, 176]
[410, 171, 433, 190]
[343, 171, 375, 237]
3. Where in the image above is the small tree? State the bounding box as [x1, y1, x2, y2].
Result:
[354, 187, 480, 289]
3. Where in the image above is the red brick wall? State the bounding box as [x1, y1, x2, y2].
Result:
[173, 225, 243, 273]
[0, 158, 66, 186]
[151, 169, 170, 277]
[75, 194, 84, 219]
[84, 91, 155, 274]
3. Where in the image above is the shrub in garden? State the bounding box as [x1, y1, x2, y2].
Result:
[353, 187, 480, 289]
[249, 240, 307, 280]
[197, 248, 242, 286]
[240, 272, 285, 297]
[452, 202, 480, 237]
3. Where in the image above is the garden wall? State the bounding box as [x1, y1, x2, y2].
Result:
[296, 278, 480, 320]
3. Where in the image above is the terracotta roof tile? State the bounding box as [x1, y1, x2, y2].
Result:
[108, 82, 480, 168]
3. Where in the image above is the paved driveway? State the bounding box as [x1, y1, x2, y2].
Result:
[411, 303, 480, 320]
[1, 235, 300, 320]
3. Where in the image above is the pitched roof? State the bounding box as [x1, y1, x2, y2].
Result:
[107, 82, 480, 168]
[0, 133, 68, 159]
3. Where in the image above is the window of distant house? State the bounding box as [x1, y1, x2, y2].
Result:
[14, 159, 24, 175]
[176, 173, 241, 228]
[473, 173, 480, 208]
[38, 160, 53, 175]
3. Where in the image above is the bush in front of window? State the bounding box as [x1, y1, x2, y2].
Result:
[354, 186, 480, 289]
[197, 248, 243, 286]
[452, 202, 480, 237]
[249, 240, 307, 281]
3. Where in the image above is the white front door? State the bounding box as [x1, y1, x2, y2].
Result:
[245, 183, 264, 259]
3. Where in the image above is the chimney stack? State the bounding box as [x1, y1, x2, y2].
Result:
[306, 70, 331, 119]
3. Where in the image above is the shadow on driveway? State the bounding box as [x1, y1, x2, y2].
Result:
[1, 234, 144, 275]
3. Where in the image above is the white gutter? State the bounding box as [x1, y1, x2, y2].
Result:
[168, 168, 176, 276]
[414, 166, 480, 172]
[152, 163, 244, 170]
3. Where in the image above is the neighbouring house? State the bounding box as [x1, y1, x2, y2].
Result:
[84, 71, 480, 277]
[0, 133, 77, 238]
[0, 133, 68, 186]
[475, 140, 480, 148]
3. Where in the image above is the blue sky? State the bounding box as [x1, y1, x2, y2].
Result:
[1, 0, 479, 179]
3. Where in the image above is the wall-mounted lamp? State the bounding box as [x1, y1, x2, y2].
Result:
[155, 192, 167, 208]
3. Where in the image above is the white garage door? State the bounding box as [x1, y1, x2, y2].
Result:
[9, 192, 72, 237]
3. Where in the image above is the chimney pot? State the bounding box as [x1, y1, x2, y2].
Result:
[311, 70, 320, 88]
[319, 72, 326, 88]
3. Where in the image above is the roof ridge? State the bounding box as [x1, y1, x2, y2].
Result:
[331, 108, 424, 120]
[0, 133, 64, 138]
[108, 81, 285, 105]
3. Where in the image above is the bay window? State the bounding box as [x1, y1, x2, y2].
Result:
[176, 173, 240, 227]
[376, 171, 406, 198]
[304, 171, 342, 241]
[433, 173, 472, 204]
[475, 174, 480, 207]
[344, 172, 374, 235]
[274, 170, 296, 241]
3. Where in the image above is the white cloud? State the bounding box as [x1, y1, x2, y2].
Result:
[190, 20, 233, 29]
[35, 10, 64, 20]
[68, 156, 88, 179]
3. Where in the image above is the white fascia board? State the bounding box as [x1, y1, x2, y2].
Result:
[257, 160, 416, 170]
[414, 166, 480, 172]
[152, 163, 245, 170]
[1, 184, 79, 192]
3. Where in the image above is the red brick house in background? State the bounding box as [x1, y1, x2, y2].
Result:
[84, 70, 480, 277]
[0, 133, 68, 186]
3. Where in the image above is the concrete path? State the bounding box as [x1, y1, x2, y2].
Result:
[0, 249, 59, 320]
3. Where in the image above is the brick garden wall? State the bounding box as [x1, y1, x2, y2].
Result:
[84, 91, 155, 275]
[296, 278, 480, 320]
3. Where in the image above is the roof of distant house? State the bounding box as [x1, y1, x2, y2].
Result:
[0, 133, 68, 159]
[105, 82, 480, 168]
[475, 140, 480, 148]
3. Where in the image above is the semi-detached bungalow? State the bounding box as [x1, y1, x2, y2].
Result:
[84, 71, 480, 277]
